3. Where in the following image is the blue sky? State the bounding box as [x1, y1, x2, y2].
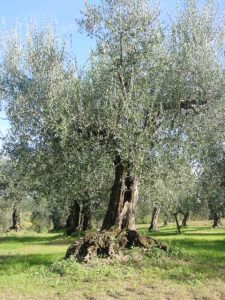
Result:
[0, 0, 225, 137]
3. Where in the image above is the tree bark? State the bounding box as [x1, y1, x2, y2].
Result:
[65, 201, 80, 235]
[10, 205, 21, 231]
[118, 176, 139, 230]
[212, 213, 222, 228]
[174, 213, 181, 234]
[101, 156, 139, 231]
[148, 207, 161, 231]
[181, 211, 189, 227]
[81, 202, 92, 231]
[101, 156, 126, 230]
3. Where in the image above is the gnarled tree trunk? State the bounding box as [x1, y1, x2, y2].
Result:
[65, 201, 80, 235]
[66, 229, 168, 262]
[118, 176, 139, 230]
[101, 156, 139, 231]
[10, 205, 21, 231]
[66, 158, 169, 262]
[149, 207, 161, 231]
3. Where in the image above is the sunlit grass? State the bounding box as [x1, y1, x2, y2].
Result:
[0, 221, 225, 299]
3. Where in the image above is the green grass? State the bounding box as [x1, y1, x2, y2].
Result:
[0, 221, 225, 300]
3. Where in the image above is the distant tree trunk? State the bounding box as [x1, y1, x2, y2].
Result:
[101, 156, 139, 231]
[212, 212, 222, 228]
[148, 207, 161, 231]
[52, 214, 64, 231]
[65, 201, 80, 235]
[81, 202, 92, 231]
[181, 211, 189, 227]
[163, 214, 168, 226]
[10, 205, 21, 231]
[174, 212, 181, 234]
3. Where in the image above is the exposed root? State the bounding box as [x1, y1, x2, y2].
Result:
[65, 229, 168, 262]
[8, 224, 21, 232]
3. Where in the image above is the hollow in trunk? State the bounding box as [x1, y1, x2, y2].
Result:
[101, 156, 139, 231]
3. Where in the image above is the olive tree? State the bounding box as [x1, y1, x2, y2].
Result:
[0, 156, 29, 231]
[72, 0, 225, 231]
[197, 127, 225, 228]
[0, 0, 224, 244]
[0, 24, 114, 232]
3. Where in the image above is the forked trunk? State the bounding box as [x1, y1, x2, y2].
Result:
[65, 201, 80, 235]
[10, 206, 21, 231]
[149, 207, 161, 231]
[181, 211, 189, 227]
[174, 212, 181, 234]
[101, 156, 139, 231]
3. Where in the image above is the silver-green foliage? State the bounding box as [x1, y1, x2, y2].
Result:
[0, 0, 225, 221]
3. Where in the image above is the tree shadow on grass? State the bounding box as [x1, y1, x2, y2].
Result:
[0, 234, 73, 246]
[138, 225, 225, 238]
[0, 234, 62, 243]
[138, 229, 202, 238]
[139, 225, 225, 282]
[146, 237, 225, 283]
[0, 252, 63, 275]
[0, 234, 74, 276]
[171, 238, 225, 256]
[184, 232, 225, 236]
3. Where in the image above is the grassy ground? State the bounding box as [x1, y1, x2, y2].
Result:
[0, 221, 225, 300]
